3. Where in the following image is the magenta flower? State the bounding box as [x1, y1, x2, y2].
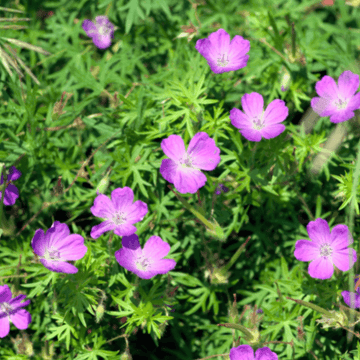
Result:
[160, 132, 221, 194]
[229, 92, 289, 142]
[90, 187, 148, 239]
[294, 218, 357, 280]
[114, 234, 176, 280]
[0, 165, 21, 206]
[311, 70, 360, 123]
[31, 221, 87, 274]
[195, 28, 250, 74]
[230, 345, 278, 360]
[82, 15, 115, 49]
[341, 275, 360, 309]
[0, 284, 31, 338]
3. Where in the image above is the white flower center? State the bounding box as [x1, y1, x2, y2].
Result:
[217, 53, 229, 67]
[43, 247, 61, 261]
[334, 98, 348, 110]
[179, 154, 194, 169]
[252, 115, 265, 130]
[0, 302, 13, 316]
[136, 256, 150, 271]
[320, 243, 333, 258]
[112, 211, 126, 225]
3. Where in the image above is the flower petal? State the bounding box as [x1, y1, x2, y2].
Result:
[1, 184, 19, 206]
[347, 92, 360, 111]
[31, 229, 46, 256]
[341, 290, 360, 309]
[308, 257, 334, 279]
[330, 224, 353, 249]
[40, 259, 79, 274]
[90, 220, 115, 239]
[126, 200, 148, 223]
[294, 240, 320, 261]
[229, 344, 254, 360]
[92, 34, 112, 49]
[160, 158, 178, 184]
[142, 236, 170, 261]
[254, 347, 278, 360]
[329, 109, 355, 123]
[332, 247, 357, 272]
[0, 284, 12, 303]
[241, 93, 264, 118]
[90, 193, 116, 219]
[230, 108, 251, 129]
[338, 70, 359, 99]
[113, 223, 138, 237]
[10, 309, 31, 330]
[260, 124, 286, 139]
[238, 128, 262, 142]
[187, 132, 221, 171]
[7, 166, 21, 181]
[111, 187, 134, 212]
[173, 167, 207, 194]
[263, 99, 288, 125]
[0, 316, 10, 338]
[306, 218, 330, 245]
[315, 75, 339, 99]
[161, 135, 186, 162]
[57, 234, 87, 261]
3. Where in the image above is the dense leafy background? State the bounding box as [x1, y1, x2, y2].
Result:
[1, 0, 360, 359]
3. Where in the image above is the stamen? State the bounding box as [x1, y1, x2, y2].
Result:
[217, 53, 229, 67]
[320, 243, 333, 257]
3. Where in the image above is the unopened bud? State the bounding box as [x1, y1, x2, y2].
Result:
[95, 304, 105, 323]
[96, 176, 110, 195]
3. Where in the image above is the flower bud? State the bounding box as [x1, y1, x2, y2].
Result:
[95, 304, 105, 323]
[316, 309, 348, 330]
[96, 176, 110, 195]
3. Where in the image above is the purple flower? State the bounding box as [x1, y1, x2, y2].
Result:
[114, 234, 176, 280]
[229, 92, 289, 142]
[215, 183, 229, 195]
[195, 28, 250, 74]
[31, 221, 87, 274]
[256, 308, 263, 314]
[90, 187, 148, 239]
[341, 275, 360, 308]
[230, 345, 278, 360]
[294, 218, 357, 280]
[160, 132, 221, 194]
[0, 165, 21, 206]
[0, 284, 31, 338]
[311, 70, 360, 123]
[82, 15, 115, 49]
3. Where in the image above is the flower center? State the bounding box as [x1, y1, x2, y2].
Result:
[136, 256, 150, 271]
[179, 154, 193, 169]
[252, 115, 265, 130]
[44, 247, 60, 261]
[97, 24, 111, 37]
[0, 302, 13, 316]
[334, 98, 348, 110]
[112, 211, 126, 226]
[320, 243, 333, 258]
[217, 53, 229, 67]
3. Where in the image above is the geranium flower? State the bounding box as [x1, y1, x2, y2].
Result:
[0, 284, 31, 338]
[31, 221, 87, 274]
[82, 15, 115, 49]
[311, 70, 360, 123]
[90, 187, 148, 239]
[229, 92, 289, 142]
[160, 132, 221, 194]
[341, 275, 360, 308]
[195, 28, 250, 74]
[0, 165, 22, 206]
[114, 234, 176, 280]
[294, 218, 357, 280]
[230, 345, 278, 360]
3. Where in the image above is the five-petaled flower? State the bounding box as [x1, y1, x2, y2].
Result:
[195, 28, 250, 74]
[160, 132, 221, 194]
[90, 187, 148, 239]
[115, 234, 176, 280]
[341, 274, 360, 309]
[0, 165, 22, 206]
[294, 218, 357, 280]
[215, 183, 229, 195]
[311, 70, 360, 123]
[31, 221, 87, 274]
[82, 15, 116, 49]
[0, 284, 32, 338]
[230, 345, 278, 360]
[229, 92, 289, 142]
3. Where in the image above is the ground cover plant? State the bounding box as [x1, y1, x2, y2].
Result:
[2, 0, 360, 359]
